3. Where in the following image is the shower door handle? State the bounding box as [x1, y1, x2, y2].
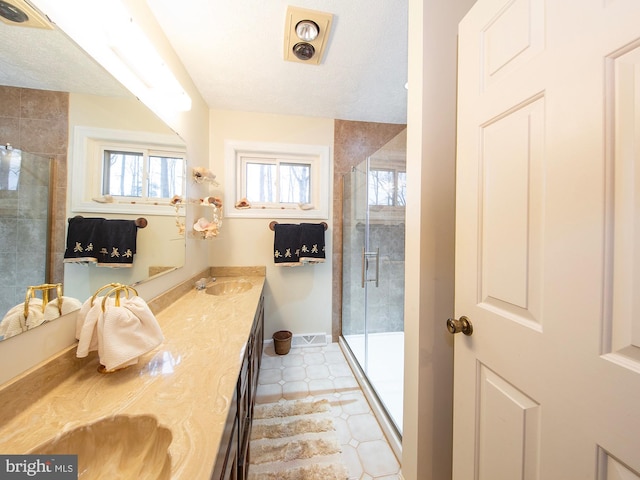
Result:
[361, 248, 380, 288]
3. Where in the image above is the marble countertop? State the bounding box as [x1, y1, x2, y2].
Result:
[0, 272, 266, 480]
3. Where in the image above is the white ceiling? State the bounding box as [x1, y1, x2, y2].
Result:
[0, 20, 132, 99]
[145, 0, 408, 124]
[0, 0, 408, 124]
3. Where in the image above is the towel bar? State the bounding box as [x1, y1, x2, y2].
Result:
[269, 221, 327, 231]
[69, 216, 148, 228]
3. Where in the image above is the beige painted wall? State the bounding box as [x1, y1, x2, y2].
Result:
[402, 1, 477, 479]
[208, 109, 335, 340]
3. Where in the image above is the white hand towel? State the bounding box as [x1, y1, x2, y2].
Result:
[0, 298, 46, 336]
[76, 297, 114, 358]
[44, 296, 83, 322]
[75, 297, 94, 340]
[0, 301, 35, 340]
[97, 296, 164, 371]
[0, 311, 25, 340]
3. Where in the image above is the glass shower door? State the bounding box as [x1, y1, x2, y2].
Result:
[341, 162, 368, 372]
[342, 129, 406, 434]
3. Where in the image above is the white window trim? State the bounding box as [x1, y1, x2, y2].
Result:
[71, 126, 186, 216]
[224, 140, 330, 219]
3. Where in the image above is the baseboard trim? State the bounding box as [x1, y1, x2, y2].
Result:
[264, 333, 330, 348]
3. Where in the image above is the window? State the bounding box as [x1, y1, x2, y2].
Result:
[225, 141, 330, 219]
[71, 126, 187, 216]
[0, 148, 21, 191]
[101, 148, 185, 200]
[368, 168, 406, 207]
[242, 155, 311, 205]
[366, 159, 406, 223]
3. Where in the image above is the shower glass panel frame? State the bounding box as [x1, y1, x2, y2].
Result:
[341, 130, 406, 435]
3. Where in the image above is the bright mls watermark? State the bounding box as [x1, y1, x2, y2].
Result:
[0, 455, 77, 479]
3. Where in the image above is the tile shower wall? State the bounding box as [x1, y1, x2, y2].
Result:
[0, 150, 51, 314]
[342, 223, 405, 335]
[0, 86, 69, 298]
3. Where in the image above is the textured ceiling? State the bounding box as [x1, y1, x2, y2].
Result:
[145, 0, 408, 124]
[0, 21, 132, 98]
[0, 0, 408, 124]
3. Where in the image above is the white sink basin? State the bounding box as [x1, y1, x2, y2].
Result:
[29, 415, 172, 479]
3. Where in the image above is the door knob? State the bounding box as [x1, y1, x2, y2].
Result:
[447, 316, 473, 336]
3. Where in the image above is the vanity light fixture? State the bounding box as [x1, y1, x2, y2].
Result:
[28, 0, 191, 115]
[284, 6, 333, 65]
[107, 20, 192, 112]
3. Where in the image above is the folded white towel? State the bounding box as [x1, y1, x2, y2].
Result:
[97, 296, 163, 371]
[0, 312, 24, 340]
[76, 296, 115, 357]
[0, 299, 46, 339]
[44, 296, 83, 322]
[0, 306, 29, 340]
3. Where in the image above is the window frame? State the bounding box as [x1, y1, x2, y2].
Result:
[71, 126, 186, 216]
[224, 140, 330, 219]
[239, 153, 313, 206]
[100, 144, 185, 201]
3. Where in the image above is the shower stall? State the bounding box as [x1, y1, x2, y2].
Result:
[0, 145, 52, 316]
[341, 129, 406, 439]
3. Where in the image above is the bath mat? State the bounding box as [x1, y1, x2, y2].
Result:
[248, 399, 349, 480]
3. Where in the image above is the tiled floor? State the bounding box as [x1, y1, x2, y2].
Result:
[255, 342, 402, 480]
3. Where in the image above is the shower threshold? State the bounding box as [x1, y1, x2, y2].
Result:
[339, 332, 404, 459]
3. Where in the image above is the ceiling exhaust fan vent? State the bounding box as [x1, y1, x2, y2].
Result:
[283, 6, 333, 65]
[0, 0, 52, 29]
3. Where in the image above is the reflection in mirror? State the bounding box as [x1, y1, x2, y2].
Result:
[64, 93, 187, 301]
[0, 18, 186, 340]
[0, 146, 53, 338]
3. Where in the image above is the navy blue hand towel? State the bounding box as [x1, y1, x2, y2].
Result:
[95, 219, 138, 267]
[64, 217, 139, 267]
[299, 223, 326, 263]
[64, 217, 103, 263]
[273, 223, 301, 266]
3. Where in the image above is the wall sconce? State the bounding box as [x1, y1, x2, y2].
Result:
[284, 6, 333, 65]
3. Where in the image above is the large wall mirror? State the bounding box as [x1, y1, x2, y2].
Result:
[0, 19, 186, 341]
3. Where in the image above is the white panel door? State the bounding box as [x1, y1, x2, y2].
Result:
[453, 0, 640, 479]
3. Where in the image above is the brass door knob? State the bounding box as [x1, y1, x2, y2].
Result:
[447, 316, 473, 336]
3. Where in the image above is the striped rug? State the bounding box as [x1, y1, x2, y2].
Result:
[248, 399, 349, 480]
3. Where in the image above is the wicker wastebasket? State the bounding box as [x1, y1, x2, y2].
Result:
[272, 330, 292, 355]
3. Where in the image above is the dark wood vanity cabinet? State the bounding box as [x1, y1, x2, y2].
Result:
[218, 389, 238, 480]
[212, 294, 264, 480]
